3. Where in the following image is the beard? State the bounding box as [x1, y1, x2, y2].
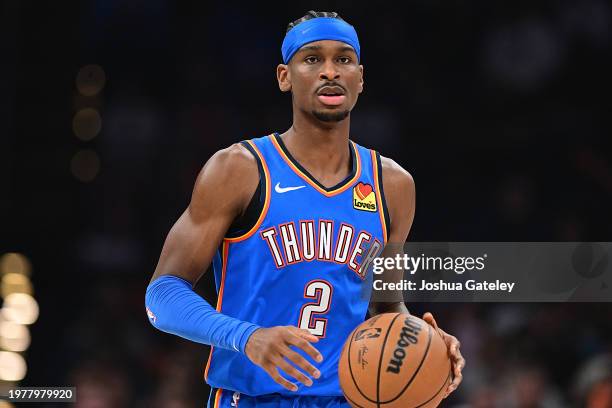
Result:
[312, 109, 350, 122]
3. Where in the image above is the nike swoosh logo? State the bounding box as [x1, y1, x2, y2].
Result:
[275, 182, 306, 193]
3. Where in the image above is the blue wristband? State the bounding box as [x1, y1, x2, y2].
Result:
[145, 275, 260, 354]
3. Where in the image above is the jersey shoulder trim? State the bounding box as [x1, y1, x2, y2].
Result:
[224, 140, 271, 243]
[225, 141, 265, 239]
[371, 150, 390, 244]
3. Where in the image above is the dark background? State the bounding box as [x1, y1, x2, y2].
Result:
[2, 1, 612, 407]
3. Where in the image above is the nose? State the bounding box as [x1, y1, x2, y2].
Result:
[319, 60, 340, 81]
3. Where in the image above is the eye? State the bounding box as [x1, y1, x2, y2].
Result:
[304, 56, 319, 64]
[338, 56, 352, 64]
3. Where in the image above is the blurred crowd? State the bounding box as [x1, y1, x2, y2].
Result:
[3, 0, 612, 407]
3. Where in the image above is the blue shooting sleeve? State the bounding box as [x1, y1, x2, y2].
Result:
[145, 275, 260, 353]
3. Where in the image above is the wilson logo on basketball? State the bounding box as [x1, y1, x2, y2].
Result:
[386, 317, 422, 374]
[353, 182, 377, 212]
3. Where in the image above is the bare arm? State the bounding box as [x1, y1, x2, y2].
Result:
[368, 156, 415, 316]
[147, 143, 322, 391]
[150, 143, 259, 285]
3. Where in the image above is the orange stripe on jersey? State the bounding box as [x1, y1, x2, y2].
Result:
[371, 150, 388, 244]
[216, 241, 230, 312]
[204, 241, 230, 381]
[213, 388, 222, 408]
[203, 346, 213, 380]
[270, 136, 362, 197]
[225, 139, 271, 243]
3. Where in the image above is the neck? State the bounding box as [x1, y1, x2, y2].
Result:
[278, 109, 352, 188]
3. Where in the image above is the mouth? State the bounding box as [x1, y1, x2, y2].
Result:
[316, 85, 346, 106]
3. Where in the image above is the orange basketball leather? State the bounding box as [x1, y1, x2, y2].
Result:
[339, 313, 451, 408]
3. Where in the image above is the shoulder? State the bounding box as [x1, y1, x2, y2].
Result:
[190, 142, 260, 213]
[196, 142, 259, 187]
[203, 142, 258, 178]
[379, 155, 415, 194]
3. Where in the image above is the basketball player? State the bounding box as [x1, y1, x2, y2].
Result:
[145, 11, 464, 408]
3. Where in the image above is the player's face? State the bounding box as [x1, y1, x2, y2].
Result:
[277, 40, 364, 123]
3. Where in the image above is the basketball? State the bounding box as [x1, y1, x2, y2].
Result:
[339, 313, 452, 408]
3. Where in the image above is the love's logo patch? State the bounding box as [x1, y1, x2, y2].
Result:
[353, 182, 377, 212]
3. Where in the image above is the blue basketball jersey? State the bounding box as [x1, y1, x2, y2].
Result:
[205, 133, 389, 397]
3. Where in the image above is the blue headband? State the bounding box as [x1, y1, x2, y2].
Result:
[281, 17, 361, 64]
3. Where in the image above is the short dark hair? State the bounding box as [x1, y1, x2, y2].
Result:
[286, 10, 345, 33]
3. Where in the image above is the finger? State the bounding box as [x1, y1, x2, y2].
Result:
[451, 347, 464, 363]
[449, 336, 461, 349]
[289, 327, 320, 343]
[443, 383, 457, 398]
[281, 345, 321, 379]
[453, 356, 466, 377]
[422, 312, 439, 330]
[274, 357, 313, 387]
[264, 365, 298, 392]
[286, 333, 324, 363]
[442, 371, 457, 399]
[449, 342, 464, 362]
[447, 372, 462, 394]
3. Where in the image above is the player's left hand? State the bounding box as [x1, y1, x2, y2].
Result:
[422, 312, 464, 399]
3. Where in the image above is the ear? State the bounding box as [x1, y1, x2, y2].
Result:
[358, 64, 364, 94]
[277, 64, 291, 92]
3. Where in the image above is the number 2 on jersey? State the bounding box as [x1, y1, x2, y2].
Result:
[298, 280, 333, 337]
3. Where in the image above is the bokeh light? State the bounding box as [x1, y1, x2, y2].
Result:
[0, 320, 31, 352]
[72, 108, 102, 141]
[0, 253, 31, 277]
[70, 149, 101, 182]
[0, 351, 27, 381]
[0, 255, 34, 392]
[76, 64, 106, 96]
[1, 293, 39, 325]
[0, 273, 33, 298]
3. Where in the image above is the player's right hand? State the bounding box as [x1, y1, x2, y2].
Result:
[244, 326, 323, 392]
